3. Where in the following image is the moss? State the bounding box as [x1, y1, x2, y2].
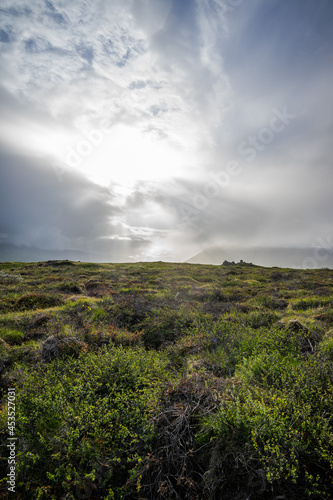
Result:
[0, 328, 24, 345]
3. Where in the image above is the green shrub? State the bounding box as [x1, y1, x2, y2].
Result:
[202, 345, 230, 376]
[58, 282, 82, 294]
[292, 297, 331, 311]
[8, 341, 41, 363]
[5, 346, 169, 498]
[209, 289, 241, 302]
[0, 270, 23, 283]
[91, 308, 107, 323]
[142, 306, 195, 348]
[15, 293, 63, 311]
[46, 260, 75, 266]
[318, 332, 333, 359]
[0, 327, 24, 345]
[41, 335, 88, 361]
[79, 262, 101, 269]
[256, 295, 288, 310]
[315, 308, 333, 325]
[110, 295, 150, 330]
[199, 355, 333, 498]
[59, 299, 95, 328]
[235, 350, 300, 388]
[245, 311, 277, 328]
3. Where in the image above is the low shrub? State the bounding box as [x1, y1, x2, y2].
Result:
[199, 355, 333, 498]
[202, 345, 230, 376]
[209, 289, 242, 303]
[256, 295, 288, 310]
[292, 297, 331, 311]
[7, 341, 40, 364]
[142, 306, 195, 348]
[0, 270, 23, 283]
[314, 308, 333, 325]
[58, 282, 82, 294]
[317, 331, 333, 359]
[109, 295, 152, 331]
[0, 328, 24, 345]
[45, 260, 75, 266]
[139, 375, 223, 500]
[41, 335, 88, 361]
[91, 307, 107, 323]
[3, 346, 170, 498]
[245, 311, 278, 328]
[15, 293, 63, 311]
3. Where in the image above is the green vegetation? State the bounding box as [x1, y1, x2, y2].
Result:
[0, 260, 333, 499]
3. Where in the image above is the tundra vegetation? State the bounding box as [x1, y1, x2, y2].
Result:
[0, 260, 333, 499]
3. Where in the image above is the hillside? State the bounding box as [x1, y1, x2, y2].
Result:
[0, 244, 99, 264]
[186, 246, 333, 269]
[0, 261, 333, 499]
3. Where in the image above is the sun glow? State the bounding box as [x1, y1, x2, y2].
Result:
[57, 124, 192, 187]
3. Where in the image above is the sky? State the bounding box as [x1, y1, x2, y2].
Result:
[0, 0, 332, 264]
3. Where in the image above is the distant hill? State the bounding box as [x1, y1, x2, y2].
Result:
[2, 242, 332, 268]
[186, 246, 333, 269]
[0, 243, 94, 263]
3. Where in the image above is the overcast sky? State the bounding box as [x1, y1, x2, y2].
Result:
[0, 0, 332, 263]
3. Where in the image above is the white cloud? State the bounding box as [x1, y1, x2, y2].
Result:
[0, 0, 232, 191]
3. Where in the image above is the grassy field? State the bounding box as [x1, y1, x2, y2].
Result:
[0, 260, 333, 499]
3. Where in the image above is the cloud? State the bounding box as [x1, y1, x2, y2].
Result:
[0, 145, 183, 261]
[131, 0, 172, 38]
[0, 0, 231, 166]
[0, 147, 136, 254]
[43, 0, 69, 27]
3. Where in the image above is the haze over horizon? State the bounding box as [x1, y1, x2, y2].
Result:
[0, 0, 332, 267]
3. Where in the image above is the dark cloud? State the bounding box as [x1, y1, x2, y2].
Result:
[0, 5, 32, 18]
[75, 43, 94, 64]
[0, 29, 11, 43]
[0, 148, 122, 253]
[221, 0, 333, 105]
[44, 0, 69, 27]
[24, 36, 52, 53]
[129, 80, 149, 90]
[100, 33, 146, 68]
[150, 104, 168, 116]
